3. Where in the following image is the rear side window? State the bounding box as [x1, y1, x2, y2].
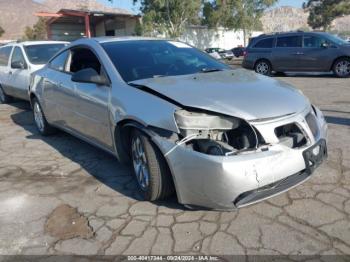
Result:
[49, 51, 69, 72]
[254, 38, 274, 48]
[303, 35, 330, 48]
[276, 36, 302, 48]
[0, 46, 13, 66]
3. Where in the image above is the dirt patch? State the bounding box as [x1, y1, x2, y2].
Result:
[45, 204, 94, 240]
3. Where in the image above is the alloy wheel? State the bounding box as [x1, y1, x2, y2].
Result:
[335, 60, 350, 77]
[256, 62, 270, 75]
[33, 102, 45, 133]
[131, 136, 150, 191]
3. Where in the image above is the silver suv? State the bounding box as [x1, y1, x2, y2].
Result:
[243, 31, 350, 77]
[0, 41, 67, 103]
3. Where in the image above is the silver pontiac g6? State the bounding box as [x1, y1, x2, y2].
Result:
[29, 37, 328, 210]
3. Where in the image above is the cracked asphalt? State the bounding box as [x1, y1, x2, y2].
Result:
[0, 73, 349, 257]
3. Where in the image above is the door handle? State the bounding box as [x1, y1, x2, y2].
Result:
[294, 52, 304, 55]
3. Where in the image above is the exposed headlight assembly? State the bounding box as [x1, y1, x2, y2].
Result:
[173, 109, 261, 156]
[174, 109, 240, 138]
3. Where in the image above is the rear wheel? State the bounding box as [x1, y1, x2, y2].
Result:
[130, 129, 174, 201]
[333, 58, 350, 78]
[254, 60, 272, 76]
[0, 85, 13, 104]
[32, 98, 56, 136]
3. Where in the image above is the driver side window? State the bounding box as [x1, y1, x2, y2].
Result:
[68, 48, 102, 75]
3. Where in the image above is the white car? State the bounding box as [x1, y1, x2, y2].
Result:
[0, 41, 68, 103]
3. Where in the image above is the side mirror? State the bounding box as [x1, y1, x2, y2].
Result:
[11, 60, 27, 69]
[71, 68, 109, 86]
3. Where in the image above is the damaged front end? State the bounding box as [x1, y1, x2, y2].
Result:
[174, 109, 265, 156]
[151, 106, 327, 210]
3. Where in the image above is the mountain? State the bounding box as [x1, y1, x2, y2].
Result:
[262, 6, 350, 33]
[0, 0, 132, 40]
[0, 0, 43, 40]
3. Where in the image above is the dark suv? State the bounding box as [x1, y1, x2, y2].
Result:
[242, 31, 350, 77]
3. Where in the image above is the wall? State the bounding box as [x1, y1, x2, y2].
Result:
[51, 23, 86, 41]
[179, 27, 263, 50]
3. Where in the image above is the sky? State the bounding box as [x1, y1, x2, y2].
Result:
[97, 0, 305, 14]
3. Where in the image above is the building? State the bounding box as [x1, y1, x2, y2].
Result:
[36, 9, 140, 41]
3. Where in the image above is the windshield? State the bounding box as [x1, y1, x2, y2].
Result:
[102, 40, 230, 83]
[325, 34, 349, 45]
[24, 44, 66, 65]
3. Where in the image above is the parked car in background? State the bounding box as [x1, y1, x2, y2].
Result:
[243, 31, 350, 78]
[232, 46, 246, 57]
[205, 48, 234, 60]
[0, 41, 68, 103]
[29, 37, 327, 210]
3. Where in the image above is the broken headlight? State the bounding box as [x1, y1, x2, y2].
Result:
[174, 109, 239, 138]
[174, 109, 262, 156]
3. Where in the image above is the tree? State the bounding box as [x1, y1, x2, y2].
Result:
[202, 0, 277, 46]
[133, 0, 202, 38]
[303, 0, 350, 31]
[0, 26, 4, 37]
[23, 17, 48, 40]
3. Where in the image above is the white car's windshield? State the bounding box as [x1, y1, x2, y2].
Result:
[24, 44, 66, 65]
[102, 40, 230, 83]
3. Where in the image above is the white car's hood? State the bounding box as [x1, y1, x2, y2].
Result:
[130, 69, 310, 121]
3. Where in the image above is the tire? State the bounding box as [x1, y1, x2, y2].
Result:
[32, 98, 56, 136]
[254, 60, 272, 76]
[130, 129, 174, 201]
[333, 58, 350, 78]
[0, 85, 13, 104]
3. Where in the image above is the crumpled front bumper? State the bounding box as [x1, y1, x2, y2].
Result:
[152, 106, 328, 210]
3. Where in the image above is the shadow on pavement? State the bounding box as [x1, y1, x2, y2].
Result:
[325, 115, 350, 127]
[9, 101, 183, 210]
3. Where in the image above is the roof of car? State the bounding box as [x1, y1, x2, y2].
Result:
[255, 31, 329, 39]
[2, 40, 69, 47]
[92, 36, 164, 44]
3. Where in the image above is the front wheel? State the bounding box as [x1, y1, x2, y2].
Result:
[255, 60, 272, 76]
[130, 129, 174, 201]
[32, 98, 56, 136]
[333, 58, 350, 78]
[0, 85, 13, 104]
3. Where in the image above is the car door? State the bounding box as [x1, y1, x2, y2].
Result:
[66, 47, 113, 150]
[42, 50, 78, 128]
[8, 46, 31, 100]
[272, 35, 303, 71]
[0, 46, 13, 95]
[300, 34, 339, 71]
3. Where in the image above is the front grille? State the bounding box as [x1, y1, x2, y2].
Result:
[305, 113, 319, 138]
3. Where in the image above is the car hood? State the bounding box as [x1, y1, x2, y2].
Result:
[130, 69, 310, 121]
[30, 64, 45, 72]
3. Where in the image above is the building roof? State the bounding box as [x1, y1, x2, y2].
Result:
[57, 8, 140, 18]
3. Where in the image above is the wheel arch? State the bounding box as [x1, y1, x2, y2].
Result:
[330, 56, 350, 71]
[29, 92, 37, 109]
[114, 119, 179, 199]
[254, 58, 273, 71]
